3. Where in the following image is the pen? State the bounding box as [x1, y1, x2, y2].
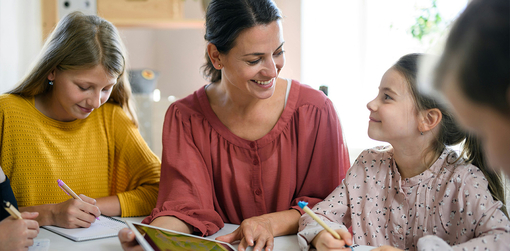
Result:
[298, 201, 341, 239]
[299, 201, 354, 250]
[57, 179, 100, 220]
[3, 200, 22, 219]
[57, 179, 82, 201]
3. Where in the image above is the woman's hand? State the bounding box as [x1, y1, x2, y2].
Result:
[371, 246, 404, 251]
[0, 212, 40, 251]
[216, 215, 275, 251]
[50, 194, 101, 228]
[312, 229, 353, 251]
[118, 228, 144, 251]
[216, 209, 300, 251]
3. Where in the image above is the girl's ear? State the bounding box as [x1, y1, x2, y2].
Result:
[206, 43, 223, 70]
[419, 108, 442, 133]
[47, 68, 57, 81]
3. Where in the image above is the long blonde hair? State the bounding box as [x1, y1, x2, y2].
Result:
[8, 11, 138, 126]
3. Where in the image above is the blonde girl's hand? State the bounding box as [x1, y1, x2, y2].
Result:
[51, 194, 101, 228]
[371, 246, 404, 251]
[312, 229, 353, 251]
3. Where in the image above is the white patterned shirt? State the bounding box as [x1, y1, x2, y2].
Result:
[298, 146, 510, 251]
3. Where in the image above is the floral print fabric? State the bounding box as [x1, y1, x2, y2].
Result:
[298, 146, 510, 251]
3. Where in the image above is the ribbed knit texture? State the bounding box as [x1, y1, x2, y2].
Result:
[0, 94, 161, 217]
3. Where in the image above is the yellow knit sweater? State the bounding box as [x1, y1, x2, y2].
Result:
[0, 94, 161, 217]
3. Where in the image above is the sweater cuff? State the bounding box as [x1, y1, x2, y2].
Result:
[117, 185, 158, 217]
[297, 220, 347, 250]
[417, 235, 453, 251]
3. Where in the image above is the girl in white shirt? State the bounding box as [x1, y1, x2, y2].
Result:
[297, 53, 509, 251]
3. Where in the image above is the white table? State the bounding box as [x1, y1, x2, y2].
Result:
[35, 217, 300, 251]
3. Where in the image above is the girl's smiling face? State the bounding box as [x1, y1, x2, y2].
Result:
[367, 68, 421, 144]
[46, 65, 117, 121]
[218, 20, 285, 100]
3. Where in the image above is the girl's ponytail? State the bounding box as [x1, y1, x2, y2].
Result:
[461, 135, 508, 217]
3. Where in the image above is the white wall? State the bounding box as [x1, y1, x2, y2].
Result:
[301, 0, 468, 163]
[0, 0, 42, 93]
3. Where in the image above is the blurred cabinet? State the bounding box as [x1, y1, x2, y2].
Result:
[41, 0, 204, 39]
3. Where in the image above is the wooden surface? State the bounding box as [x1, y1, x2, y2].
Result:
[97, 0, 183, 20]
[41, 0, 58, 40]
[40, 0, 202, 40]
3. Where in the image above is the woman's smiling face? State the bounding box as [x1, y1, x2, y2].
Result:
[219, 20, 285, 100]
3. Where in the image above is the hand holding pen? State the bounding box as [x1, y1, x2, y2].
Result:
[1, 201, 40, 249]
[54, 179, 101, 228]
[299, 201, 353, 251]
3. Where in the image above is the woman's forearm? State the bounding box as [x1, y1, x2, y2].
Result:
[262, 209, 302, 237]
[151, 216, 194, 234]
[20, 204, 55, 226]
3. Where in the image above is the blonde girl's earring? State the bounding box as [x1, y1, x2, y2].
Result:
[48, 81, 53, 85]
[218, 64, 222, 69]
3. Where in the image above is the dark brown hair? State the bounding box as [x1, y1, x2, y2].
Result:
[202, 0, 282, 83]
[434, 0, 510, 115]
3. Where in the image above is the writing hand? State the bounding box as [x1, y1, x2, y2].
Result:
[51, 194, 101, 228]
[216, 215, 274, 251]
[312, 229, 353, 251]
[0, 212, 39, 251]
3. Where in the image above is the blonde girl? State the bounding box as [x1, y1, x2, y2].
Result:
[2, 11, 160, 228]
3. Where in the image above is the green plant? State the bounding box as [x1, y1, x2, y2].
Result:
[410, 0, 443, 42]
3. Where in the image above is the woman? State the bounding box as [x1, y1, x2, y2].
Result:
[120, 0, 350, 250]
[2, 12, 161, 228]
[432, 0, 510, 176]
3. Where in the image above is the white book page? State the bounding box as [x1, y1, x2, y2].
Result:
[42, 215, 126, 241]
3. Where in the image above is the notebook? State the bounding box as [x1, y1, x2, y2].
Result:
[28, 239, 50, 251]
[42, 215, 126, 241]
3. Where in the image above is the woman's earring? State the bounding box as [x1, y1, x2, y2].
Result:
[420, 131, 424, 135]
[218, 64, 222, 69]
[48, 81, 53, 85]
